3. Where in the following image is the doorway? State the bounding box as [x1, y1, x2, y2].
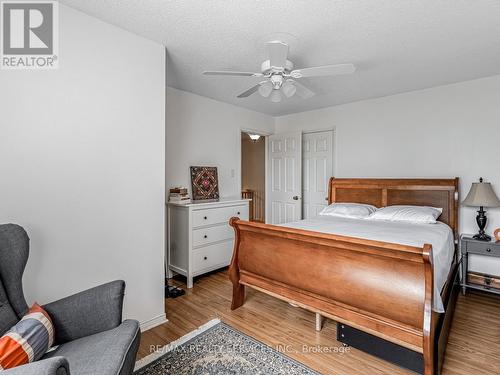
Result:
[241, 132, 266, 222]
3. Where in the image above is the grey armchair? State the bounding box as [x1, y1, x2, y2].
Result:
[0, 224, 140, 375]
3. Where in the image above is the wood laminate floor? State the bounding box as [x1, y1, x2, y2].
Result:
[138, 270, 500, 374]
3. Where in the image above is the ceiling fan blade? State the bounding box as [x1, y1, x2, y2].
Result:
[290, 63, 356, 78]
[267, 41, 289, 68]
[237, 84, 261, 98]
[203, 71, 263, 77]
[293, 81, 315, 99]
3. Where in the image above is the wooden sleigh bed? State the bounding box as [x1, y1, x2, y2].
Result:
[229, 178, 460, 375]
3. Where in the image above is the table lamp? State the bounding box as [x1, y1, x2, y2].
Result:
[462, 177, 500, 241]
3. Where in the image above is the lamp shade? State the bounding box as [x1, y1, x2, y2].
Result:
[248, 134, 261, 141]
[462, 180, 500, 208]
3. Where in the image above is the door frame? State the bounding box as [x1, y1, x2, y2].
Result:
[239, 127, 272, 223]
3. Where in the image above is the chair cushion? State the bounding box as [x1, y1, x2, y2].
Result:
[0, 224, 30, 319]
[0, 280, 18, 336]
[0, 304, 55, 370]
[42, 320, 139, 375]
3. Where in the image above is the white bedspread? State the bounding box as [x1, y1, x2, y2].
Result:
[280, 216, 455, 313]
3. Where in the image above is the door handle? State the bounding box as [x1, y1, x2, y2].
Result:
[292, 196, 300, 201]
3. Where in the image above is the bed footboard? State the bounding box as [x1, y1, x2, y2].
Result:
[228, 217, 436, 375]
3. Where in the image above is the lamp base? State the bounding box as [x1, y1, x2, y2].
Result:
[474, 207, 491, 242]
[473, 233, 492, 242]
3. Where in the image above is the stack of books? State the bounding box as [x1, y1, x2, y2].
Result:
[169, 187, 191, 204]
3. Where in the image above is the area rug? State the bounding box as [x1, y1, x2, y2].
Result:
[134, 319, 319, 375]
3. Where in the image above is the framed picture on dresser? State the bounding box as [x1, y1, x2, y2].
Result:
[190, 166, 220, 200]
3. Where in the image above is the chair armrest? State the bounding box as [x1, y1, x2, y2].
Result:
[3, 357, 70, 375]
[44, 280, 125, 345]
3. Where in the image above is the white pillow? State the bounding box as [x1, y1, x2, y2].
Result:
[319, 203, 378, 219]
[366, 205, 443, 224]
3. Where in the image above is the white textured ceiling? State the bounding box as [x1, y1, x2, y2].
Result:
[60, 0, 500, 116]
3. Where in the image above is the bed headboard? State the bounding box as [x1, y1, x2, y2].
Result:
[328, 178, 460, 239]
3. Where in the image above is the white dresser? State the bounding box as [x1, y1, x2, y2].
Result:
[167, 198, 250, 288]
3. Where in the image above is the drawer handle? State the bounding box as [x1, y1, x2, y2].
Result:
[204, 256, 208, 260]
[204, 235, 208, 239]
[204, 216, 207, 220]
[486, 248, 492, 253]
[237, 212, 241, 215]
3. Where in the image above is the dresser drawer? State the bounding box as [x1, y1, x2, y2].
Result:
[192, 204, 248, 228]
[192, 241, 233, 273]
[466, 241, 500, 256]
[193, 224, 233, 248]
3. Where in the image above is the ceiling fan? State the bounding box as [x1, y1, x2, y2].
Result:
[203, 41, 356, 103]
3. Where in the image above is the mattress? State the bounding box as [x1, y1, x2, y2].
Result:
[281, 216, 455, 313]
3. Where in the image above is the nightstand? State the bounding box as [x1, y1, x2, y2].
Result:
[460, 234, 500, 295]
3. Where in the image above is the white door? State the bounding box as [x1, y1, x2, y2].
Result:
[267, 132, 302, 224]
[302, 131, 333, 219]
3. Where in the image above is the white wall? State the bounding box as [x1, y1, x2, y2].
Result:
[275, 75, 500, 274]
[0, 5, 166, 326]
[166, 87, 274, 198]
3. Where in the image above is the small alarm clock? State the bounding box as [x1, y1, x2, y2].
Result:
[495, 228, 500, 242]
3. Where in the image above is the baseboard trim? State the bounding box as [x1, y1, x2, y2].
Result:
[134, 318, 220, 371]
[140, 313, 168, 332]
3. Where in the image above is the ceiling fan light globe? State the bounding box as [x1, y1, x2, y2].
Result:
[282, 81, 297, 98]
[258, 82, 273, 98]
[270, 89, 282, 103]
